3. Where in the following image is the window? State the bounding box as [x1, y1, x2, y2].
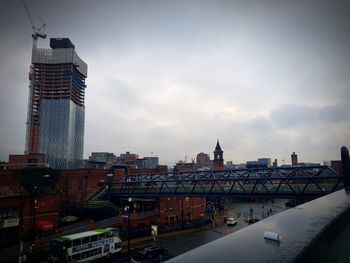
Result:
[72, 253, 81, 261]
[82, 252, 89, 259]
[73, 239, 81, 247]
[90, 235, 98, 242]
[89, 248, 99, 257]
[0, 208, 18, 219]
[98, 233, 106, 240]
[82, 237, 89, 244]
[64, 240, 72, 248]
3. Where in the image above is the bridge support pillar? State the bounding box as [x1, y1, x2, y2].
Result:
[341, 146, 350, 188]
[107, 164, 129, 200]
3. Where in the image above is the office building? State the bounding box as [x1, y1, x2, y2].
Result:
[25, 38, 88, 168]
[136, 157, 159, 169]
[196, 152, 211, 169]
[273, 159, 278, 167]
[258, 158, 272, 167]
[291, 152, 298, 166]
[87, 152, 117, 168]
[246, 158, 271, 168]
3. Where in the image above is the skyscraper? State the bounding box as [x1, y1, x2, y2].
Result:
[291, 152, 298, 166]
[25, 38, 88, 169]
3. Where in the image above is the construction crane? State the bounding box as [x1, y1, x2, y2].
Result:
[22, 0, 46, 48]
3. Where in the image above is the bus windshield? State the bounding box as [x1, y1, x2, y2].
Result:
[49, 239, 67, 262]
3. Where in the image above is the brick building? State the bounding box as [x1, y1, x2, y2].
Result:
[0, 170, 59, 245]
[8, 153, 46, 169]
[0, 166, 205, 243]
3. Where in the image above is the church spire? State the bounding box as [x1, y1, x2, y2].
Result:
[215, 139, 222, 152]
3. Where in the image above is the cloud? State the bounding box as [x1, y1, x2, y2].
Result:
[270, 104, 350, 128]
[1, 0, 350, 165]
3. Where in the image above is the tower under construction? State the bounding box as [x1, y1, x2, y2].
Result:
[25, 38, 88, 169]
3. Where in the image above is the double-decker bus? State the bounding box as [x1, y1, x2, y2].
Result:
[48, 228, 122, 262]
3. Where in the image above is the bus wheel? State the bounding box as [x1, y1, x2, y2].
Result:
[106, 253, 111, 260]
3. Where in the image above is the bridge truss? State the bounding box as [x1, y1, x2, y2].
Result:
[105, 166, 343, 199]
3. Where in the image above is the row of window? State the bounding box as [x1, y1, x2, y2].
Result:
[71, 247, 102, 261]
[0, 208, 18, 220]
[71, 232, 115, 247]
[70, 242, 121, 262]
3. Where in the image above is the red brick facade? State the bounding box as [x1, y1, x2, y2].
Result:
[0, 171, 59, 244]
[0, 167, 205, 241]
[159, 197, 205, 224]
[8, 153, 46, 169]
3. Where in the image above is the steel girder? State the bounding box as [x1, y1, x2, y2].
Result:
[108, 166, 343, 199]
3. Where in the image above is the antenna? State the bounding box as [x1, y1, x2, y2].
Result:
[22, 0, 47, 48]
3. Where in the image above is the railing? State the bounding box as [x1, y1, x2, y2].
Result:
[85, 200, 120, 214]
[107, 166, 343, 198]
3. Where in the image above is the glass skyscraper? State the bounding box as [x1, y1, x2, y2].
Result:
[25, 38, 88, 169]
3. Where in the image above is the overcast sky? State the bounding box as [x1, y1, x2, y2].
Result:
[1, 0, 349, 166]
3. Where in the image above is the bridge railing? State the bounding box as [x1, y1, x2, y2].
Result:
[109, 166, 343, 198]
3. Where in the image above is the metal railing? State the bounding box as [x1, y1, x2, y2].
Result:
[107, 166, 343, 198]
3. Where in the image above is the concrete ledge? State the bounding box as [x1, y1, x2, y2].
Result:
[167, 189, 350, 263]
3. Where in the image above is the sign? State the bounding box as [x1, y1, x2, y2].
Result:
[3, 218, 19, 228]
[151, 225, 158, 236]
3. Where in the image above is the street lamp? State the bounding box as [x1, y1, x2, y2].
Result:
[32, 186, 37, 238]
[107, 173, 113, 201]
[124, 197, 132, 263]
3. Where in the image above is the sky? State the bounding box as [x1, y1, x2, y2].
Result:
[0, 0, 350, 166]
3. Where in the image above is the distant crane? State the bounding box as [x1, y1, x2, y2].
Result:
[281, 149, 288, 166]
[22, 0, 46, 48]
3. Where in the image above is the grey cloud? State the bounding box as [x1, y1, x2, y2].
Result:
[1, 0, 350, 164]
[270, 104, 350, 128]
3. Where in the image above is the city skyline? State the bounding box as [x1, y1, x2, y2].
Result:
[1, 0, 350, 166]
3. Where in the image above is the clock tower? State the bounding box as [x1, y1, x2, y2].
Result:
[213, 140, 224, 170]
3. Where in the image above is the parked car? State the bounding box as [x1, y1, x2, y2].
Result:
[245, 217, 260, 224]
[227, 217, 237, 226]
[137, 245, 168, 259]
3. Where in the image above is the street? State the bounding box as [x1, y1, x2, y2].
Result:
[108, 199, 289, 263]
[29, 199, 289, 263]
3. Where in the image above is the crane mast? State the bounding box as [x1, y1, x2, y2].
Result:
[22, 0, 46, 48]
[22, 0, 47, 154]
